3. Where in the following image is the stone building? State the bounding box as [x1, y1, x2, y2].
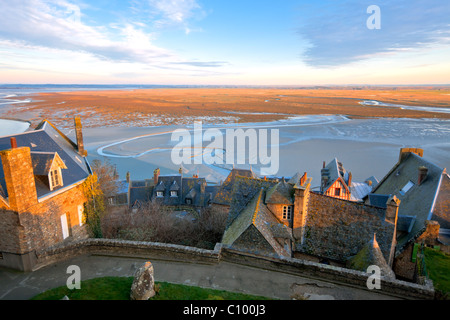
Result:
[320, 158, 377, 202]
[128, 168, 216, 209]
[367, 147, 450, 280]
[0, 118, 91, 271]
[221, 171, 399, 270]
[212, 168, 259, 209]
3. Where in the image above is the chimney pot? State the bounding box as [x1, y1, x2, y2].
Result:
[10, 137, 17, 149]
[418, 166, 428, 185]
[153, 168, 160, 185]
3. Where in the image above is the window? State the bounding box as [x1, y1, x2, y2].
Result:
[186, 199, 192, 205]
[400, 181, 415, 195]
[0, 252, 3, 260]
[157, 191, 164, 198]
[335, 188, 341, 196]
[61, 214, 69, 240]
[49, 168, 63, 190]
[283, 206, 292, 220]
[78, 205, 84, 226]
[170, 191, 178, 197]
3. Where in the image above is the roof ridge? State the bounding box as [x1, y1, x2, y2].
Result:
[252, 189, 264, 225]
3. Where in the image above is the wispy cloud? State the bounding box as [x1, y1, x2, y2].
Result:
[0, 0, 221, 75]
[297, 0, 450, 67]
[0, 0, 172, 63]
[148, 0, 204, 33]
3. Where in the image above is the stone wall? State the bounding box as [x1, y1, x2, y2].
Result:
[433, 173, 450, 229]
[0, 183, 89, 271]
[35, 238, 221, 270]
[301, 192, 396, 264]
[33, 238, 435, 300]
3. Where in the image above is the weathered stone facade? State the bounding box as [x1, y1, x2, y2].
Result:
[0, 152, 89, 271]
[0, 118, 91, 271]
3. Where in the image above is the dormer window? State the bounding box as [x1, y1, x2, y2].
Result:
[157, 191, 164, 198]
[50, 168, 62, 190]
[31, 151, 67, 192]
[170, 191, 178, 197]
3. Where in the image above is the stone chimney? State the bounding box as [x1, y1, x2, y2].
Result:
[0, 141, 37, 212]
[153, 168, 160, 185]
[74, 117, 87, 157]
[418, 166, 428, 185]
[385, 195, 400, 225]
[399, 147, 423, 162]
[320, 167, 329, 193]
[292, 175, 312, 244]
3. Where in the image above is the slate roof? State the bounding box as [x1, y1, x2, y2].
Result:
[321, 158, 351, 194]
[225, 175, 278, 228]
[129, 175, 213, 208]
[366, 194, 391, 208]
[265, 178, 294, 205]
[372, 152, 445, 249]
[222, 188, 293, 258]
[31, 152, 59, 176]
[346, 234, 396, 279]
[0, 120, 91, 199]
[212, 168, 259, 206]
[397, 215, 416, 233]
[350, 181, 373, 202]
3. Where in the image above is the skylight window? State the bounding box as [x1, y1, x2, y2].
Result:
[400, 181, 414, 195]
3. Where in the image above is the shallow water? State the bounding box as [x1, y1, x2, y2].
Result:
[0, 119, 30, 137]
[83, 116, 450, 184]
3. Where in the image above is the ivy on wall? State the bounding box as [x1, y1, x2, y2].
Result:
[82, 173, 105, 238]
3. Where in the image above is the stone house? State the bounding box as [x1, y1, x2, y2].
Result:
[221, 171, 399, 271]
[212, 168, 259, 209]
[320, 158, 377, 202]
[0, 118, 91, 271]
[128, 168, 215, 209]
[367, 147, 450, 280]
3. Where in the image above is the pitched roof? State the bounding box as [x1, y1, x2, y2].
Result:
[31, 152, 67, 176]
[265, 179, 294, 204]
[0, 120, 90, 199]
[350, 181, 373, 202]
[222, 188, 292, 257]
[212, 168, 258, 205]
[225, 175, 277, 227]
[372, 152, 445, 249]
[321, 158, 351, 194]
[346, 234, 396, 279]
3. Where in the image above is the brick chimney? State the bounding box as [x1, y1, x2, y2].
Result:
[153, 168, 160, 185]
[347, 172, 352, 187]
[0, 142, 38, 212]
[418, 166, 428, 185]
[74, 117, 87, 157]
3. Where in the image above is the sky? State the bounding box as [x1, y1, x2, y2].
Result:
[0, 0, 449, 86]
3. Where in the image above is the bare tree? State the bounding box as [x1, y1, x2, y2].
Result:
[90, 159, 119, 200]
[100, 201, 228, 250]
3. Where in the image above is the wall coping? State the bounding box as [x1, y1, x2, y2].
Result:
[34, 238, 435, 300]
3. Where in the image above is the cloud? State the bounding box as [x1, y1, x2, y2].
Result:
[297, 0, 450, 67]
[0, 0, 174, 63]
[0, 0, 221, 74]
[148, 0, 202, 27]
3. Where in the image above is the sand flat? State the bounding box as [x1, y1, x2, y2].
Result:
[3, 88, 450, 130]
